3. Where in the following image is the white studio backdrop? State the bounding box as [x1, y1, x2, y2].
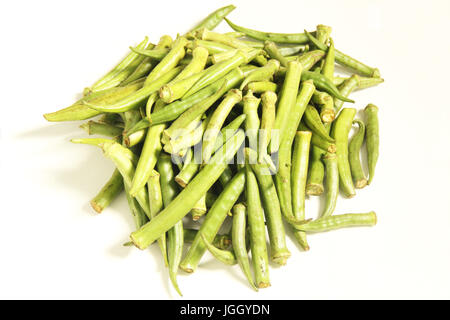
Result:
[0, 0, 449, 299]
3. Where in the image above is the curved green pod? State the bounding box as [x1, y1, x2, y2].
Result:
[303, 105, 334, 142]
[305, 30, 380, 78]
[196, 28, 250, 49]
[364, 104, 379, 185]
[232, 203, 258, 290]
[246, 81, 278, 93]
[240, 59, 280, 90]
[224, 18, 311, 44]
[269, 60, 303, 153]
[201, 234, 237, 265]
[44, 80, 145, 122]
[202, 89, 242, 164]
[292, 212, 377, 232]
[130, 130, 245, 250]
[189, 5, 236, 32]
[322, 38, 335, 81]
[242, 90, 261, 151]
[306, 146, 325, 196]
[90, 169, 124, 213]
[246, 148, 290, 266]
[334, 74, 360, 113]
[144, 37, 188, 86]
[259, 91, 277, 163]
[264, 41, 289, 67]
[245, 165, 270, 289]
[130, 47, 169, 60]
[301, 71, 354, 103]
[84, 66, 182, 113]
[348, 119, 368, 188]
[179, 167, 246, 273]
[321, 153, 339, 217]
[190, 39, 234, 54]
[331, 108, 357, 198]
[150, 67, 244, 124]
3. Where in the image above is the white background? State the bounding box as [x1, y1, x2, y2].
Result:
[0, 0, 449, 299]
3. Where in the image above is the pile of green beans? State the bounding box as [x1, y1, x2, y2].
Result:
[44, 5, 382, 294]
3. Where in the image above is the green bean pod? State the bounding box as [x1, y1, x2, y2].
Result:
[196, 28, 251, 49]
[124, 184, 149, 229]
[202, 89, 242, 164]
[183, 50, 250, 98]
[364, 104, 379, 185]
[164, 79, 227, 140]
[232, 203, 258, 290]
[84, 67, 182, 113]
[189, 5, 236, 32]
[292, 212, 377, 232]
[89, 37, 149, 92]
[331, 108, 357, 198]
[201, 234, 237, 265]
[147, 170, 168, 266]
[157, 153, 183, 296]
[322, 38, 335, 81]
[246, 149, 290, 265]
[129, 100, 167, 196]
[80, 121, 123, 138]
[275, 80, 315, 222]
[90, 169, 124, 213]
[305, 30, 380, 78]
[159, 46, 209, 103]
[259, 91, 277, 163]
[144, 37, 188, 86]
[297, 50, 326, 71]
[269, 60, 303, 153]
[243, 90, 261, 151]
[131, 130, 245, 250]
[348, 119, 368, 188]
[179, 167, 246, 273]
[321, 153, 339, 217]
[44, 80, 145, 122]
[184, 229, 231, 250]
[306, 146, 325, 196]
[334, 74, 360, 113]
[264, 41, 289, 67]
[150, 67, 244, 124]
[246, 81, 278, 94]
[224, 18, 311, 44]
[190, 39, 235, 54]
[122, 36, 173, 85]
[303, 105, 334, 142]
[291, 131, 312, 250]
[240, 59, 280, 90]
[301, 71, 354, 103]
[245, 165, 270, 288]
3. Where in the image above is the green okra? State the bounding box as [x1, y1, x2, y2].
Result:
[131, 130, 245, 250]
[364, 104, 379, 185]
[124, 183, 149, 230]
[334, 74, 360, 113]
[349, 119, 368, 189]
[240, 59, 280, 90]
[322, 38, 335, 81]
[184, 229, 231, 250]
[303, 105, 334, 142]
[292, 212, 377, 232]
[242, 90, 261, 151]
[90, 169, 124, 213]
[159, 46, 209, 103]
[232, 203, 258, 290]
[147, 170, 169, 267]
[189, 39, 235, 54]
[201, 234, 237, 266]
[202, 89, 242, 164]
[245, 165, 270, 288]
[130, 47, 169, 60]
[122, 35, 173, 85]
[179, 167, 246, 273]
[269, 60, 303, 153]
[150, 67, 244, 124]
[84, 66, 182, 113]
[189, 5, 236, 32]
[246, 149, 290, 266]
[297, 50, 326, 71]
[301, 71, 354, 103]
[331, 108, 357, 198]
[259, 91, 277, 163]
[305, 30, 380, 78]
[321, 153, 339, 217]
[306, 146, 325, 196]
[264, 41, 289, 67]
[144, 36, 188, 86]
[196, 28, 251, 50]
[246, 81, 278, 93]
[80, 121, 123, 138]
[224, 18, 312, 44]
